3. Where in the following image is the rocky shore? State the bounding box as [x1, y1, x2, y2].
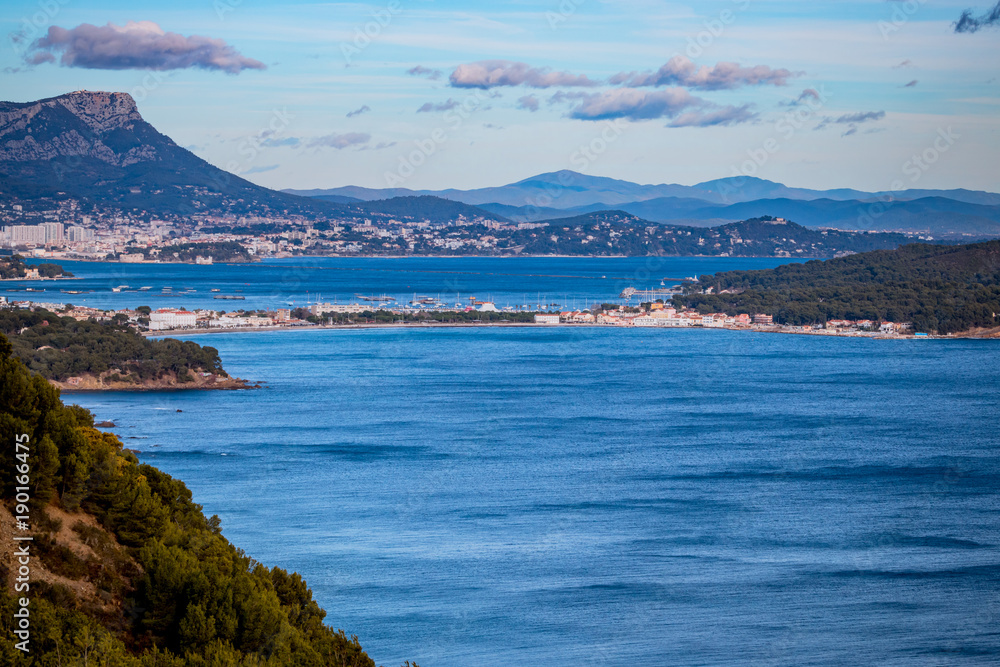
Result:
[52, 370, 261, 392]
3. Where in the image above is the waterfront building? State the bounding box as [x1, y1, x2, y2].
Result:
[310, 303, 366, 316]
[149, 309, 197, 330]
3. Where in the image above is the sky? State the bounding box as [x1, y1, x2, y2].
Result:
[2, 0, 999, 193]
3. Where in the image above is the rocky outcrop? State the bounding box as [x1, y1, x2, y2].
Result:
[0, 91, 162, 166]
[52, 369, 261, 392]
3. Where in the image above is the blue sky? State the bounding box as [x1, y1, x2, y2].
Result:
[2, 0, 999, 192]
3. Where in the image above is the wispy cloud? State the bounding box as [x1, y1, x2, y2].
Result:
[669, 105, 757, 128]
[815, 110, 886, 135]
[904, 79, 918, 87]
[610, 56, 796, 90]
[780, 88, 821, 106]
[517, 95, 539, 112]
[892, 59, 914, 69]
[23, 21, 265, 73]
[307, 132, 371, 149]
[567, 88, 702, 121]
[955, 1, 1000, 32]
[547, 91, 590, 105]
[346, 105, 371, 118]
[417, 99, 460, 113]
[833, 111, 886, 124]
[243, 164, 280, 175]
[450, 60, 598, 89]
[407, 65, 442, 80]
[260, 136, 300, 148]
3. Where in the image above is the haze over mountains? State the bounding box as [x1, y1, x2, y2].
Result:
[287, 171, 1000, 236]
[1, 91, 998, 239]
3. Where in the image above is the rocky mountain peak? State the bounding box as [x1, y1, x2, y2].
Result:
[52, 90, 142, 133]
[0, 90, 159, 167]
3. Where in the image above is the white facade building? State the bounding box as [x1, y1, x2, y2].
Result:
[149, 309, 197, 330]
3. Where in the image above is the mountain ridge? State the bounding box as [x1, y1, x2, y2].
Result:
[284, 169, 1000, 208]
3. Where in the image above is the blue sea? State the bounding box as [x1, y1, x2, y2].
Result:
[13, 256, 796, 312]
[57, 260, 1000, 666]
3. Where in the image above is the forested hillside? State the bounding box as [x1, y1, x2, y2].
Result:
[672, 241, 1000, 333]
[0, 334, 383, 665]
[0, 309, 224, 385]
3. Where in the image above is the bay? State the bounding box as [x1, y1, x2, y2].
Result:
[13, 256, 796, 312]
[55, 258, 1000, 666]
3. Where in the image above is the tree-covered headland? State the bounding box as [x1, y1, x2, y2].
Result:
[0, 309, 225, 385]
[0, 334, 390, 665]
[672, 241, 1000, 334]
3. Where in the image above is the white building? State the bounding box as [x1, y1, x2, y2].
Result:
[149, 309, 197, 330]
[310, 303, 366, 316]
[534, 314, 560, 324]
[42, 222, 64, 242]
[67, 226, 95, 243]
[6, 225, 46, 245]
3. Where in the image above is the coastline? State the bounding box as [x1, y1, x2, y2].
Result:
[140, 321, 991, 340]
[34, 252, 819, 263]
[52, 372, 262, 392]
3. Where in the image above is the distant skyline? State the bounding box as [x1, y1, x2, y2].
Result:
[2, 0, 999, 192]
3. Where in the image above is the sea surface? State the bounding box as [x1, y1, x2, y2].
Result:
[69, 328, 1000, 666]
[52, 258, 1000, 666]
[11, 256, 797, 312]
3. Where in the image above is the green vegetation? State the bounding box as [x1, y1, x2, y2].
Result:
[671, 241, 1000, 334]
[0, 255, 72, 279]
[157, 241, 254, 263]
[0, 335, 381, 665]
[506, 214, 919, 258]
[0, 309, 226, 382]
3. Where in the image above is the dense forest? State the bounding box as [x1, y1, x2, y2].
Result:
[0, 335, 384, 665]
[0, 309, 226, 383]
[0, 255, 71, 279]
[155, 241, 254, 263]
[671, 241, 1000, 334]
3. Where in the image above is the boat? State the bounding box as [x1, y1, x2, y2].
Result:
[210, 289, 221, 293]
[139, 286, 152, 291]
[214, 295, 246, 300]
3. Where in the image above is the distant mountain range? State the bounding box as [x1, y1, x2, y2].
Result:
[288, 170, 1000, 208]
[287, 171, 1000, 236]
[1, 91, 998, 239]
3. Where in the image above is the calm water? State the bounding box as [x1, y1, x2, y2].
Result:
[12, 256, 796, 312]
[71, 327, 1000, 666]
